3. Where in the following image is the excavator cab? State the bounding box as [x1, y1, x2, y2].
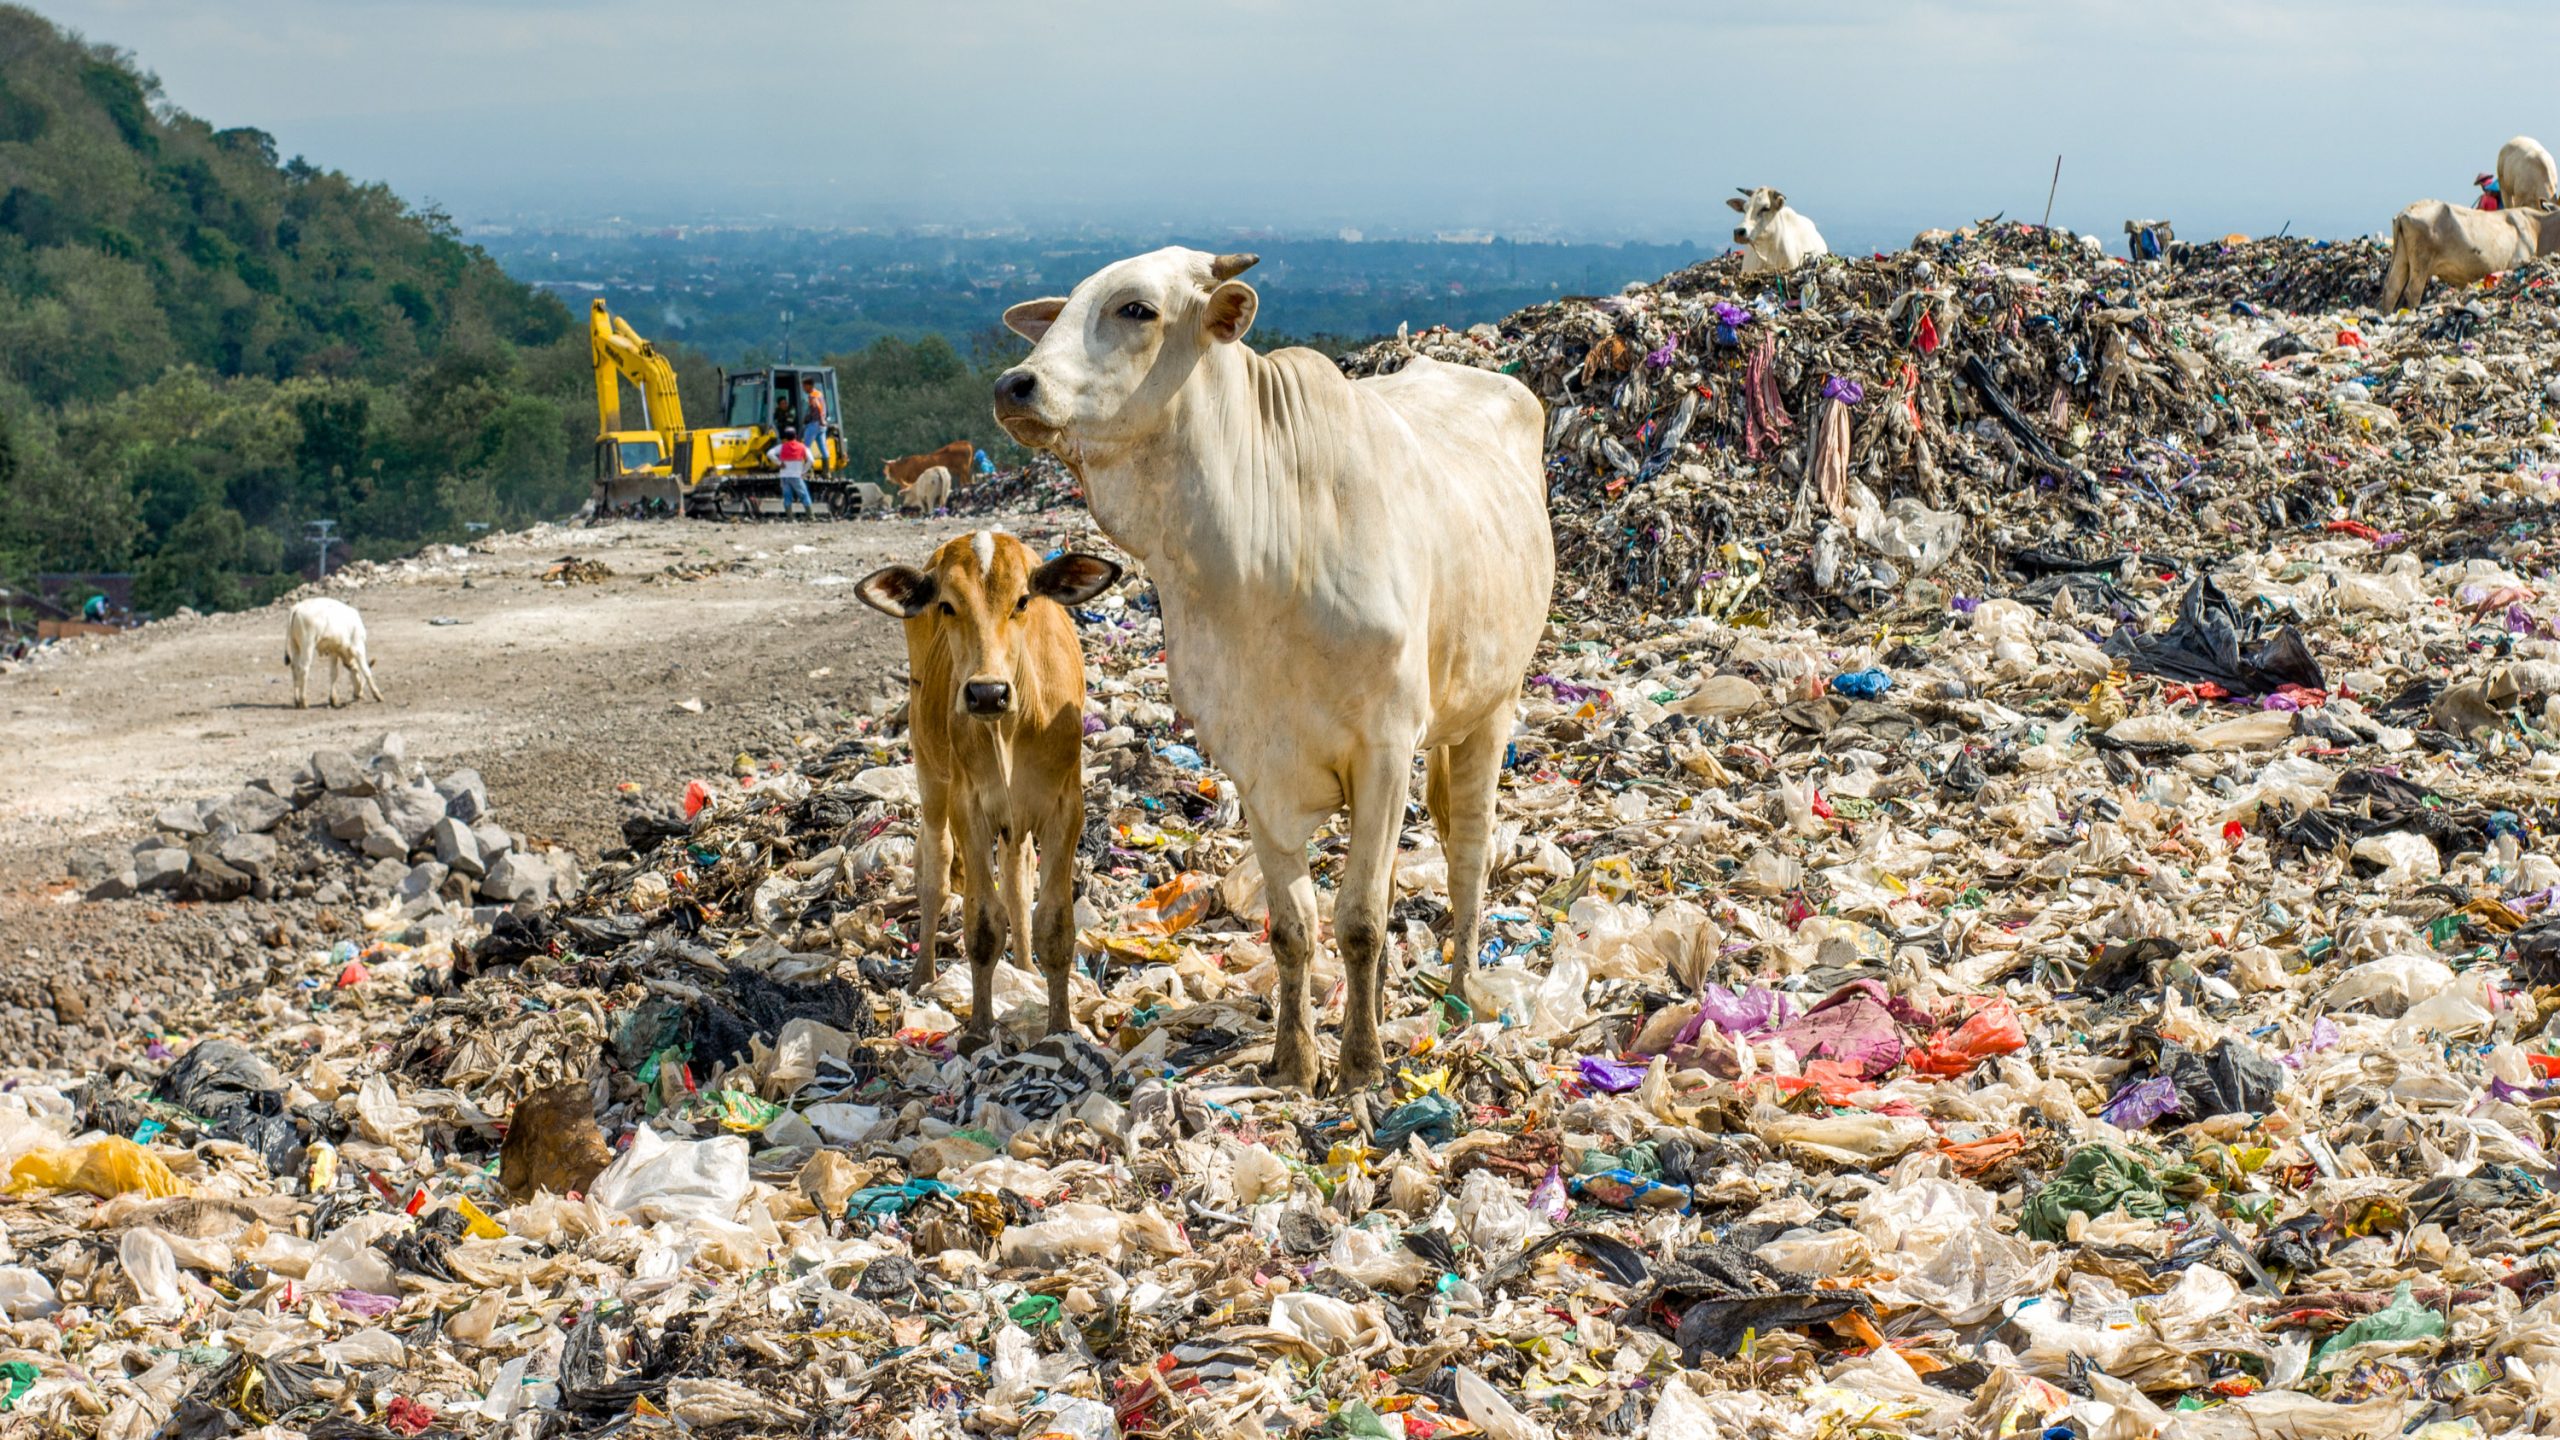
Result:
[723, 367, 841, 470]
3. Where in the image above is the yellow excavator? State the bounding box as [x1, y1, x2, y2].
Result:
[588, 298, 879, 518]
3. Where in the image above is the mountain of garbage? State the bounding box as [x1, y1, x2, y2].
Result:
[7, 226, 2560, 1439]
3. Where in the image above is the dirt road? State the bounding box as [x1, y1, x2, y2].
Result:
[0, 513, 1078, 1057]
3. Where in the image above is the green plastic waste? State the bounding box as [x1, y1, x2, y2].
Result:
[1007, 1294, 1062, 1328]
[0, 1362, 35, 1411]
[2021, 1144, 2172, 1241]
[845, 1177, 956, 1217]
[2314, 1281, 2446, 1370]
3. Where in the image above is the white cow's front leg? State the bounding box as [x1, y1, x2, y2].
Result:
[1330, 746, 1411, 1095]
[1251, 805, 1323, 1092]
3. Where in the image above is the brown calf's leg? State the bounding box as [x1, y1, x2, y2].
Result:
[1032, 812, 1079, 1036]
[958, 833, 1005, 1053]
[1000, 832, 1037, 1021]
[912, 784, 951, 990]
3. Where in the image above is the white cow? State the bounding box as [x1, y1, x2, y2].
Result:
[993, 248, 1555, 1092]
[2500, 135, 2558, 212]
[1730, 186, 1828, 276]
[902, 464, 952, 515]
[284, 597, 383, 708]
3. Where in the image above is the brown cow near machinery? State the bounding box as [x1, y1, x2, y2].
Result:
[2379, 199, 2560, 311]
[881, 441, 976, 494]
[855, 529, 1121, 1047]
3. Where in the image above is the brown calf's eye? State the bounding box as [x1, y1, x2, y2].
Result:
[1014, 595, 1030, 613]
[938, 601, 955, 616]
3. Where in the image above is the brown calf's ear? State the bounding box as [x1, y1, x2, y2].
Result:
[1203, 281, 1257, 345]
[1727, 196, 1747, 213]
[856, 565, 936, 619]
[1004, 297, 1067, 343]
[1030, 553, 1123, 607]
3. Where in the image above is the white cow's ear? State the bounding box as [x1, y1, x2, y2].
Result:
[1031, 553, 1123, 606]
[1727, 196, 1746, 213]
[856, 565, 936, 619]
[1004, 298, 1067, 343]
[1203, 281, 1257, 345]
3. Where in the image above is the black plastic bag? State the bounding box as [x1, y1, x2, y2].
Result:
[2164, 1038, 2283, 1118]
[2104, 575, 2326, 697]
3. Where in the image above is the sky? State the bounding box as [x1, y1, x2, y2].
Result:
[32, 0, 2560, 247]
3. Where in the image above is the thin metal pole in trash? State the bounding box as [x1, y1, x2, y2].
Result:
[2041, 156, 2062, 231]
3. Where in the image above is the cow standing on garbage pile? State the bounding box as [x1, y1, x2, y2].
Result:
[856, 530, 1123, 1048]
[283, 597, 383, 709]
[991, 247, 1555, 1093]
[2379, 198, 2560, 311]
[883, 441, 976, 493]
[2499, 135, 2558, 212]
[1730, 187, 1827, 275]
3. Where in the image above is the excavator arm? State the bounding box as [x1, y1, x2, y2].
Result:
[588, 298, 686, 436]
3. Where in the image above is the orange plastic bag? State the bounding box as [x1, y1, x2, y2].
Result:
[1124, 873, 1215, 935]
[8, 1137, 189, 1199]
[1905, 995, 2027, 1077]
[1938, 1128, 2028, 1177]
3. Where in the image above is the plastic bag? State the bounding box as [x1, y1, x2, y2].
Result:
[1456, 1366, 1552, 1440]
[0, 1266, 58, 1320]
[2312, 1280, 2444, 1370]
[587, 1125, 751, 1224]
[1123, 872, 1215, 934]
[1904, 996, 2027, 1077]
[1269, 1291, 1368, 1354]
[119, 1228, 183, 1316]
[7, 1137, 187, 1199]
[997, 1202, 1130, 1266]
[1643, 1377, 1726, 1440]
[2105, 575, 2325, 697]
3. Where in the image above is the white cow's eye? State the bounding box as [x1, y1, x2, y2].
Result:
[1118, 301, 1156, 322]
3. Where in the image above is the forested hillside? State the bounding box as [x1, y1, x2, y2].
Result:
[0, 6, 588, 614]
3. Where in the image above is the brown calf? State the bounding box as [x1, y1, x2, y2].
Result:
[857, 530, 1120, 1045]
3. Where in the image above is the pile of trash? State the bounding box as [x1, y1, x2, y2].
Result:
[10, 235, 2560, 1440]
[67, 733, 579, 919]
[1342, 221, 2560, 622]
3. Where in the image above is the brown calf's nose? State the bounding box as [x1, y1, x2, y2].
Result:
[963, 680, 1012, 715]
[995, 370, 1037, 407]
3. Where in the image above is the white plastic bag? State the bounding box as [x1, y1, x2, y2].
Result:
[1456, 1366, 1552, 1440]
[587, 1125, 751, 1224]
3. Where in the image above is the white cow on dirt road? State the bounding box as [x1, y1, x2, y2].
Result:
[2499, 135, 2558, 212]
[284, 597, 383, 709]
[993, 247, 1556, 1093]
[1731, 187, 1828, 275]
[901, 464, 952, 515]
[2380, 198, 2560, 311]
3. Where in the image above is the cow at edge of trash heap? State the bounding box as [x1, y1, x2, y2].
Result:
[990, 245, 1556, 1092]
[856, 529, 1123, 1049]
[1730, 185, 1828, 275]
[2379, 196, 2560, 310]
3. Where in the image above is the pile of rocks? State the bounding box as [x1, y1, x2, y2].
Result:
[71, 735, 578, 927]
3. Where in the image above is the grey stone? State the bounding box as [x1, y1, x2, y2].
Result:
[376, 731, 407, 765]
[134, 847, 191, 891]
[176, 856, 253, 903]
[217, 831, 279, 873]
[311, 749, 370, 796]
[314, 795, 384, 842]
[65, 848, 116, 884]
[430, 817, 485, 877]
[436, 768, 491, 823]
[471, 821, 511, 860]
[154, 802, 209, 837]
[313, 879, 349, 906]
[479, 851, 551, 904]
[209, 787, 294, 836]
[377, 783, 447, 851]
[361, 857, 409, 894]
[86, 870, 139, 901]
[358, 818, 408, 860]
[397, 860, 448, 902]
[251, 766, 319, 806]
